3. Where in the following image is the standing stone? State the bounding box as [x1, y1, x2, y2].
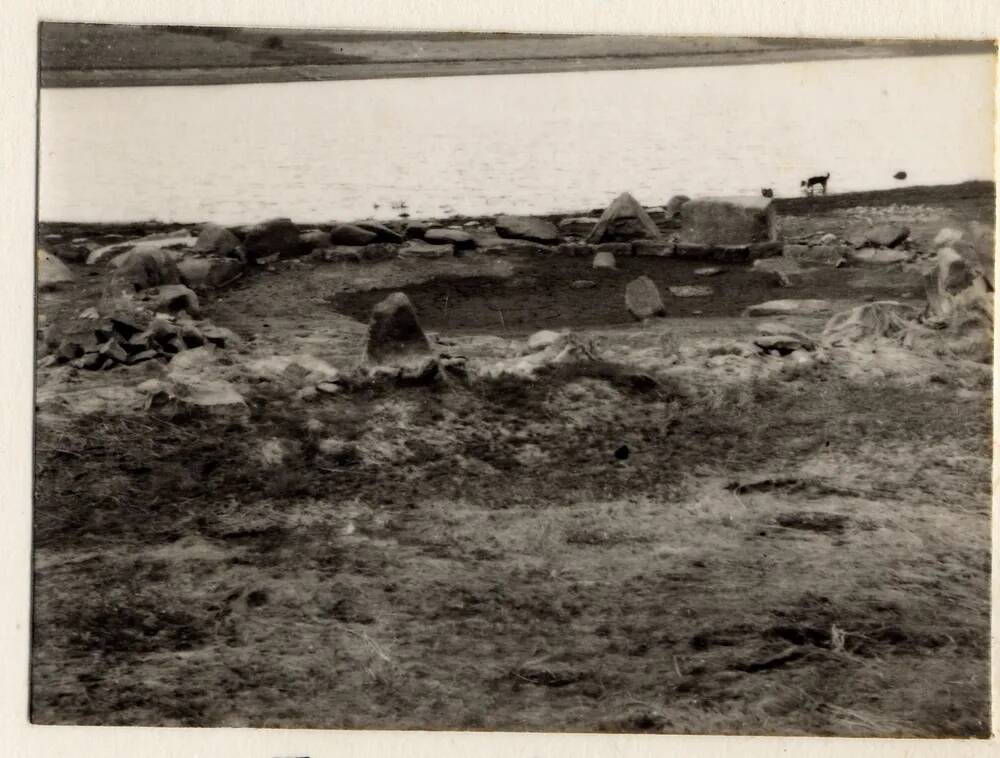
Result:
[587, 192, 663, 243]
[679, 196, 776, 246]
[494, 215, 560, 244]
[625, 276, 666, 320]
[193, 223, 240, 256]
[364, 292, 433, 368]
[593, 251, 617, 269]
[329, 224, 378, 246]
[242, 218, 302, 260]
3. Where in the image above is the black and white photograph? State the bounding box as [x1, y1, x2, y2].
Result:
[17, 4, 998, 748]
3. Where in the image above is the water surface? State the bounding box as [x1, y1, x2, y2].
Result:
[39, 54, 995, 223]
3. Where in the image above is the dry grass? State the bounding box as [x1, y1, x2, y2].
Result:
[31, 358, 991, 735]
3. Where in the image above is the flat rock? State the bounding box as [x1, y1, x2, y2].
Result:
[633, 240, 673, 257]
[329, 224, 378, 246]
[399, 240, 452, 259]
[849, 247, 913, 265]
[571, 279, 597, 289]
[669, 285, 713, 298]
[494, 215, 560, 244]
[744, 299, 832, 317]
[694, 267, 722, 277]
[424, 228, 476, 249]
[680, 196, 775, 246]
[625, 275, 666, 320]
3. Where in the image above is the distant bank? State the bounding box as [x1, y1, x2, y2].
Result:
[39, 24, 993, 88]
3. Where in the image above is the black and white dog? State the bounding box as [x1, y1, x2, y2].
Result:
[800, 172, 830, 195]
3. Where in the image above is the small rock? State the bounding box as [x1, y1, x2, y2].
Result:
[424, 228, 476, 249]
[669, 285, 713, 298]
[632, 240, 673, 257]
[593, 251, 617, 269]
[849, 248, 913, 265]
[694, 267, 722, 277]
[744, 299, 832, 317]
[571, 280, 597, 289]
[77, 306, 100, 319]
[525, 330, 566, 353]
[355, 221, 403, 243]
[625, 276, 666, 320]
[784, 244, 849, 267]
[316, 381, 343, 396]
[399, 240, 452, 259]
[865, 224, 910, 248]
[934, 227, 964, 248]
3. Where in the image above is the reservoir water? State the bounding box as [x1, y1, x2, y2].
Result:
[38, 53, 995, 224]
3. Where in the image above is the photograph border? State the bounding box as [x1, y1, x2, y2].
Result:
[3, 1, 998, 757]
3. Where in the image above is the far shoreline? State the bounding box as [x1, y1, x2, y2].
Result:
[36, 181, 996, 234]
[40, 41, 995, 89]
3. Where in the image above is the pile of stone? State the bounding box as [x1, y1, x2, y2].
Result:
[752, 322, 817, 357]
[784, 222, 915, 268]
[41, 304, 239, 371]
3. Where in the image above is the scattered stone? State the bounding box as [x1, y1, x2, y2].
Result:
[818, 232, 839, 245]
[694, 267, 722, 277]
[77, 306, 100, 319]
[356, 220, 403, 243]
[593, 251, 617, 269]
[424, 228, 476, 249]
[242, 217, 302, 260]
[679, 196, 775, 246]
[587, 192, 663, 243]
[495, 215, 560, 244]
[822, 301, 919, 345]
[399, 240, 453, 259]
[571, 279, 597, 289]
[849, 247, 913, 265]
[329, 223, 378, 246]
[37, 249, 75, 290]
[744, 299, 832, 317]
[625, 276, 666, 320]
[316, 381, 343, 396]
[632, 240, 673, 257]
[193, 223, 240, 256]
[669, 285, 713, 298]
[865, 224, 910, 248]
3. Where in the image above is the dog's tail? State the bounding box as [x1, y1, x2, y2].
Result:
[824, 172, 831, 180]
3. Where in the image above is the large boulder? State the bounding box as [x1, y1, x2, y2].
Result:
[625, 275, 666, 320]
[586, 192, 663, 244]
[109, 249, 183, 292]
[494, 215, 560, 244]
[87, 233, 196, 265]
[679, 196, 776, 246]
[193, 223, 240, 256]
[364, 292, 433, 369]
[177, 257, 244, 289]
[242, 218, 302, 260]
[864, 224, 910, 248]
[329, 223, 377, 246]
[37, 249, 74, 290]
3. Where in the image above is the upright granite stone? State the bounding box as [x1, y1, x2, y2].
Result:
[364, 292, 433, 369]
[679, 196, 776, 246]
[587, 192, 663, 244]
[193, 223, 240, 256]
[242, 218, 302, 260]
[592, 251, 617, 269]
[625, 275, 666, 320]
[495, 215, 560, 244]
